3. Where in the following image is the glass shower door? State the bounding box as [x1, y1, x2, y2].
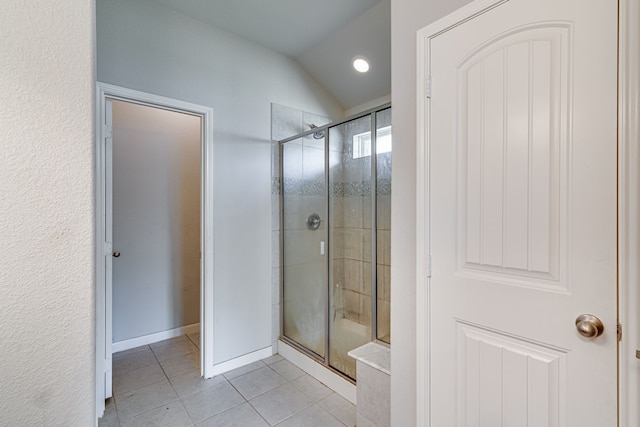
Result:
[375, 108, 392, 343]
[328, 116, 373, 379]
[282, 135, 327, 358]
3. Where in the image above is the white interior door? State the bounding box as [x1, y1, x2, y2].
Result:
[417, 0, 618, 425]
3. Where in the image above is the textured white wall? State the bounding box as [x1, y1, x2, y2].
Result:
[390, 0, 471, 425]
[97, 0, 343, 364]
[0, 1, 96, 425]
[111, 100, 201, 342]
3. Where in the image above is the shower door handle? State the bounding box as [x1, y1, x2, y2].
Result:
[306, 213, 321, 230]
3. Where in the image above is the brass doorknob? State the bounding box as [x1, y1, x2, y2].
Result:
[113, 251, 121, 258]
[575, 314, 604, 338]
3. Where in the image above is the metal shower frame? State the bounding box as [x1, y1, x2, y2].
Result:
[278, 103, 391, 381]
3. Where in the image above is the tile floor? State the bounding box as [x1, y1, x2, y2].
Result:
[99, 334, 356, 426]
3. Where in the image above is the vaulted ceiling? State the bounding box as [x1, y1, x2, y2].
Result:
[149, 0, 391, 111]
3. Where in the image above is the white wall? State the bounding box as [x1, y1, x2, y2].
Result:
[97, 0, 343, 364]
[390, 0, 471, 425]
[0, 1, 96, 425]
[111, 100, 201, 342]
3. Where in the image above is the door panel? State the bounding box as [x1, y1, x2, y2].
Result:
[420, 0, 618, 425]
[282, 136, 327, 358]
[457, 24, 568, 291]
[456, 322, 566, 426]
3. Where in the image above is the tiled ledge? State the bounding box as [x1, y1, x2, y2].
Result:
[348, 342, 390, 375]
[349, 342, 391, 427]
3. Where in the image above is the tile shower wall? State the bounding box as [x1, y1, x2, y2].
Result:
[271, 104, 332, 351]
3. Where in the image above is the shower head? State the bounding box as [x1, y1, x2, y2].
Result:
[309, 124, 326, 140]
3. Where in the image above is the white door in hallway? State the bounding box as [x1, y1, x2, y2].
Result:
[417, 0, 618, 425]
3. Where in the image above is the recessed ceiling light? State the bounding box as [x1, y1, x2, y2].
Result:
[352, 56, 370, 73]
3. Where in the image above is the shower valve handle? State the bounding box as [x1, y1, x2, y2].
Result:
[306, 213, 321, 230]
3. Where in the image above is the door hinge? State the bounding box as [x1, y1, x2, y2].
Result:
[105, 125, 113, 140]
[104, 241, 112, 255]
[617, 322, 622, 342]
[426, 76, 432, 99]
[426, 255, 432, 278]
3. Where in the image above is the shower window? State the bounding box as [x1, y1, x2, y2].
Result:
[352, 125, 392, 159]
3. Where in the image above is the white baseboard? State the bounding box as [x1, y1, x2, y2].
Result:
[212, 346, 274, 376]
[112, 323, 200, 353]
[278, 339, 356, 404]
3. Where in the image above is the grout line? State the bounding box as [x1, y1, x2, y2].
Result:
[185, 332, 200, 349]
[270, 401, 316, 426]
[223, 376, 275, 425]
[244, 398, 274, 426]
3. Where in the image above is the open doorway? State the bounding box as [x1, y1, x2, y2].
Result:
[96, 83, 215, 419]
[110, 100, 201, 349]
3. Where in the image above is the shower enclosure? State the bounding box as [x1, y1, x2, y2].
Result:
[279, 105, 391, 380]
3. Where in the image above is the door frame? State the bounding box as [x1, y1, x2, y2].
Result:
[618, 0, 640, 425]
[415, 0, 639, 425]
[94, 82, 215, 418]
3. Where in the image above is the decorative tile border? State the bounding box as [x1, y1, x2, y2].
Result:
[377, 178, 392, 196]
[280, 178, 325, 196]
[272, 177, 392, 197]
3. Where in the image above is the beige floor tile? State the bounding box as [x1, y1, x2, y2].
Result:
[169, 370, 226, 397]
[249, 383, 312, 425]
[290, 374, 333, 402]
[115, 379, 178, 421]
[228, 366, 287, 400]
[150, 335, 189, 348]
[98, 398, 120, 427]
[104, 335, 362, 427]
[196, 402, 268, 427]
[356, 413, 377, 427]
[98, 415, 121, 427]
[181, 381, 244, 423]
[113, 363, 167, 396]
[120, 400, 192, 427]
[113, 348, 158, 376]
[222, 360, 265, 380]
[318, 393, 356, 427]
[186, 333, 200, 348]
[160, 351, 200, 378]
[113, 346, 151, 360]
[268, 359, 305, 381]
[274, 404, 344, 427]
[261, 354, 284, 365]
[152, 340, 199, 362]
